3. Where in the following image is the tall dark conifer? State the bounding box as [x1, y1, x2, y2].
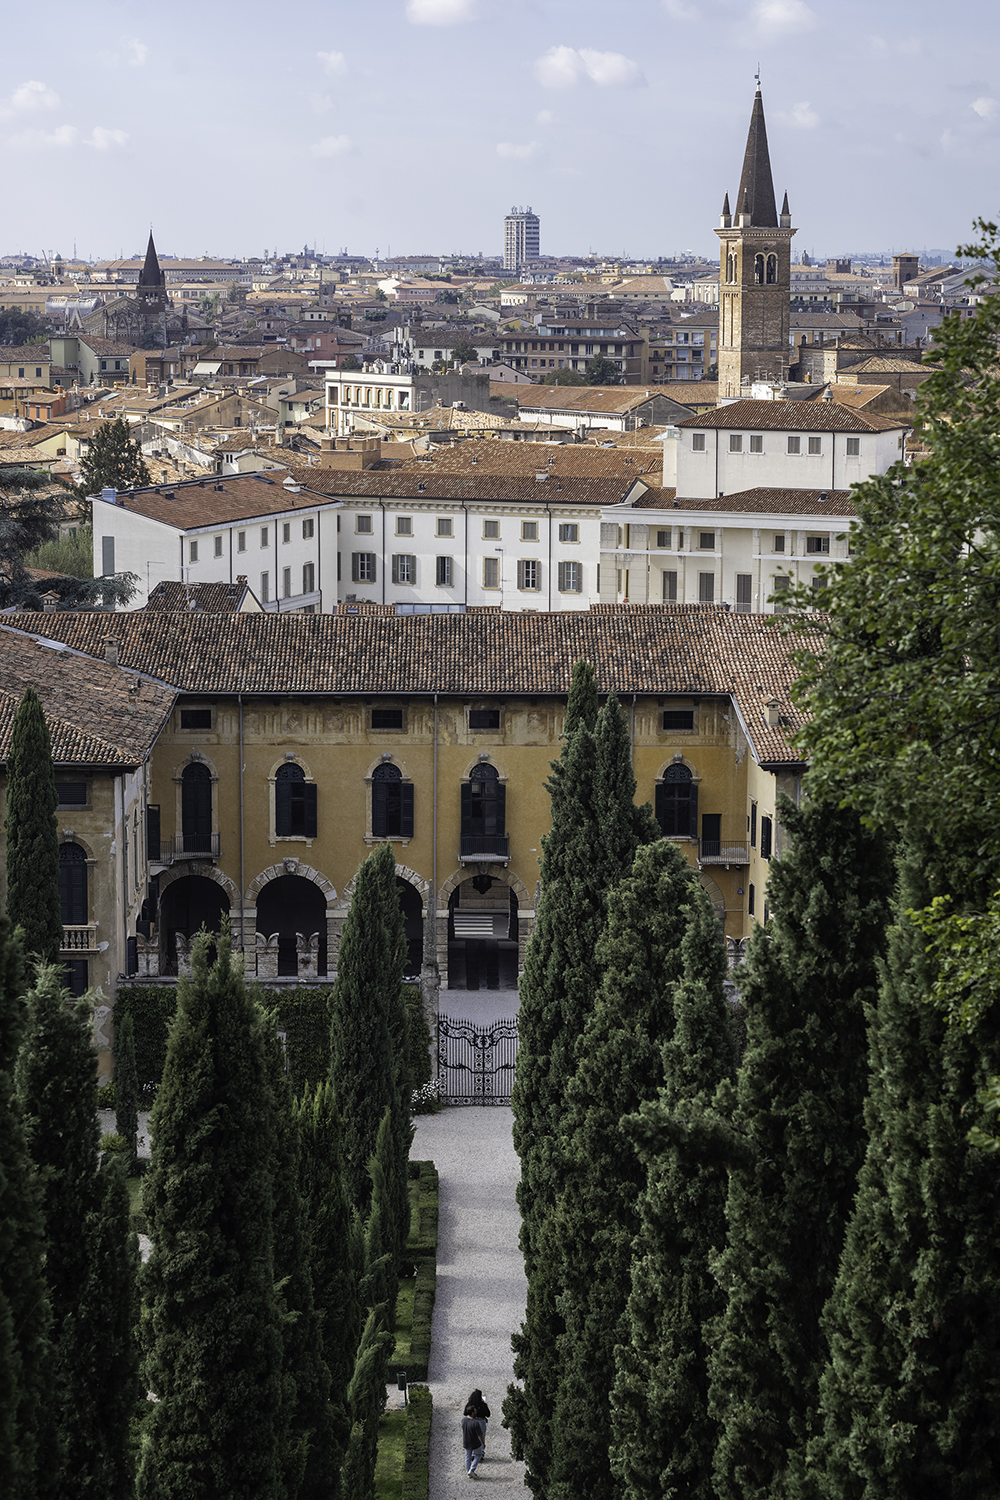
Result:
[137, 930, 282, 1500]
[372, 843, 413, 1261]
[800, 849, 1000, 1499]
[4, 688, 62, 964]
[0, 919, 52, 1500]
[546, 840, 702, 1500]
[611, 892, 740, 1500]
[707, 797, 893, 1500]
[113, 1009, 139, 1169]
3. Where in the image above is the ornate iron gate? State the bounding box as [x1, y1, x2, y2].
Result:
[438, 1014, 519, 1105]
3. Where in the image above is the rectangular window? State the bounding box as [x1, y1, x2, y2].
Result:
[522, 521, 538, 541]
[356, 514, 373, 533]
[698, 572, 715, 603]
[372, 708, 404, 729]
[808, 436, 822, 455]
[806, 535, 830, 554]
[352, 552, 376, 583]
[557, 560, 582, 592]
[691, 433, 706, 451]
[302, 518, 314, 539]
[846, 436, 860, 456]
[559, 523, 579, 543]
[735, 573, 752, 612]
[760, 815, 773, 859]
[396, 516, 412, 536]
[662, 709, 694, 731]
[180, 708, 212, 730]
[282, 567, 292, 598]
[662, 570, 677, 602]
[750, 802, 758, 847]
[483, 556, 500, 588]
[282, 522, 291, 543]
[483, 519, 500, 539]
[729, 433, 743, 452]
[750, 434, 763, 453]
[437, 517, 453, 537]
[748, 882, 756, 916]
[213, 535, 223, 558]
[787, 436, 801, 454]
[56, 782, 88, 806]
[391, 554, 416, 585]
[189, 540, 199, 563]
[699, 531, 716, 550]
[774, 533, 785, 552]
[260, 571, 269, 603]
[812, 575, 828, 591]
[302, 562, 315, 593]
[469, 709, 500, 729]
[517, 559, 540, 590]
[656, 529, 670, 548]
[772, 575, 791, 610]
[436, 556, 453, 586]
[261, 526, 269, 547]
[237, 530, 246, 552]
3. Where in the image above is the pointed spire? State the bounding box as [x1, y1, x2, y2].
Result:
[781, 190, 790, 216]
[735, 86, 778, 227]
[138, 231, 164, 290]
[722, 191, 731, 217]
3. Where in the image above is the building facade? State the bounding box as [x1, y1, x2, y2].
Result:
[504, 208, 540, 273]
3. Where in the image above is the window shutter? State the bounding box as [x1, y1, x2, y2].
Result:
[460, 780, 473, 833]
[146, 805, 160, 860]
[275, 775, 291, 835]
[654, 781, 666, 831]
[495, 779, 506, 834]
[401, 782, 414, 838]
[557, 561, 566, 590]
[517, 560, 526, 589]
[368, 553, 376, 582]
[391, 555, 400, 585]
[351, 552, 360, 582]
[372, 777, 387, 836]
[303, 782, 318, 838]
[690, 779, 698, 836]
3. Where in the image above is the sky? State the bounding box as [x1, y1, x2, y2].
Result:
[3, 0, 999, 265]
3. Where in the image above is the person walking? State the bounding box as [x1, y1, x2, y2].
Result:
[462, 1406, 486, 1479]
[466, 1390, 491, 1457]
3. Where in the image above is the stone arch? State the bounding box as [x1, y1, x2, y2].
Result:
[173, 749, 220, 780]
[157, 861, 241, 908]
[245, 862, 337, 906]
[459, 753, 509, 781]
[266, 752, 317, 781]
[364, 752, 411, 780]
[57, 829, 97, 861]
[340, 859, 430, 908]
[437, 864, 531, 909]
[654, 753, 701, 783]
[697, 870, 726, 918]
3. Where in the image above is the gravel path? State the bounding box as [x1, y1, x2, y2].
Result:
[412, 1107, 528, 1494]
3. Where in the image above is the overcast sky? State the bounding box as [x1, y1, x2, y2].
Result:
[3, 0, 998, 264]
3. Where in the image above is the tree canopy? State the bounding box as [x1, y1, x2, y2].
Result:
[541, 368, 586, 385]
[584, 354, 623, 385]
[0, 471, 136, 609]
[76, 417, 151, 500]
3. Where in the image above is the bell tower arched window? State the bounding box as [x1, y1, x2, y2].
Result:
[655, 764, 698, 837]
[181, 763, 212, 853]
[59, 842, 88, 925]
[372, 763, 413, 838]
[766, 253, 777, 284]
[754, 254, 765, 285]
[275, 763, 317, 839]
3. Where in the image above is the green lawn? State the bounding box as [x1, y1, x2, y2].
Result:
[127, 1177, 143, 1217]
[374, 1404, 408, 1500]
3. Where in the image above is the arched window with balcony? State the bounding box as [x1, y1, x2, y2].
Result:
[461, 763, 507, 859]
[655, 763, 698, 837]
[59, 842, 88, 924]
[372, 763, 414, 838]
[275, 762, 317, 839]
[181, 762, 213, 853]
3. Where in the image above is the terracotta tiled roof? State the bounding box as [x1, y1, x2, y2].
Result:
[93, 473, 313, 529]
[78, 336, 138, 356]
[656, 381, 719, 406]
[366, 439, 662, 481]
[144, 579, 259, 612]
[18, 606, 814, 765]
[517, 386, 665, 414]
[677, 399, 909, 433]
[844, 355, 932, 375]
[288, 468, 645, 507]
[638, 486, 856, 516]
[0, 629, 176, 766]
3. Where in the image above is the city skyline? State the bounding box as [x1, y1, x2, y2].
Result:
[2, 0, 998, 263]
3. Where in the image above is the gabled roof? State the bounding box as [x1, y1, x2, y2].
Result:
[735, 87, 778, 228]
[516, 386, 666, 415]
[677, 399, 909, 433]
[144, 578, 262, 613]
[637, 486, 856, 516]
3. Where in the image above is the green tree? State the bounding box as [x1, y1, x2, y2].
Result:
[113, 1010, 139, 1169]
[25, 524, 94, 580]
[83, 1155, 143, 1500]
[76, 416, 152, 499]
[801, 849, 1000, 1499]
[611, 893, 740, 1500]
[4, 688, 62, 965]
[0, 309, 48, 344]
[546, 839, 704, 1500]
[540, 368, 586, 385]
[0, 920, 53, 1500]
[584, 354, 622, 384]
[340, 1309, 393, 1500]
[137, 929, 283, 1500]
[451, 338, 478, 364]
[1, 473, 136, 608]
[706, 796, 893, 1500]
[340, 353, 362, 371]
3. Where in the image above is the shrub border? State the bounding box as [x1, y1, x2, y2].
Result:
[402, 1384, 431, 1500]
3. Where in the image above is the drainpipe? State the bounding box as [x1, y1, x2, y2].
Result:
[545, 500, 552, 610]
[630, 692, 636, 762]
[433, 691, 439, 982]
[238, 694, 245, 954]
[461, 503, 468, 606]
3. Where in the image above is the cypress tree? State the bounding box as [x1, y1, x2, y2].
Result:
[611, 891, 740, 1500]
[340, 1309, 393, 1500]
[264, 1022, 335, 1500]
[295, 1080, 357, 1488]
[5, 688, 62, 964]
[546, 840, 703, 1500]
[16, 963, 106, 1498]
[563, 655, 599, 737]
[0, 918, 52, 1500]
[707, 796, 893, 1500]
[137, 929, 283, 1500]
[114, 1009, 139, 1169]
[329, 843, 400, 1214]
[800, 849, 1000, 1499]
[372, 843, 413, 1261]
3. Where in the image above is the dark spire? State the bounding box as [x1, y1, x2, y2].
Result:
[138, 231, 165, 290]
[722, 191, 731, 217]
[735, 87, 778, 227]
[781, 190, 790, 216]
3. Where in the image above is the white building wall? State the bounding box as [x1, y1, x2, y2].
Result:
[672, 424, 902, 500]
[92, 498, 180, 607]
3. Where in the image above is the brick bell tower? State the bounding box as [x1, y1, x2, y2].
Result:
[715, 86, 796, 400]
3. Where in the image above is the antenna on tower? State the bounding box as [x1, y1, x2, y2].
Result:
[755, 63, 761, 86]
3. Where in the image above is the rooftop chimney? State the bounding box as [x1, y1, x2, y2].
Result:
[102, 486, 117, 505]
[103, 636, 119, 667]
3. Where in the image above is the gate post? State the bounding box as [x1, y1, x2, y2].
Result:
[420, 880, 440, 1087]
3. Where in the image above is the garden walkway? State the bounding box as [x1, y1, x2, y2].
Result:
[411, 1105, 528, 1494]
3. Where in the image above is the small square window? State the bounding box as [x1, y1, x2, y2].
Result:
[437, 517, 453, 537]
[282, 522, 291, 544]
[787, 436, 801, 455]
[699, 531, 716, 550]
[302, 518, 314, 539]
[729, 433, 743, 452]
[662, 709, 694, 731]
[808, 436, 822, 455]
[181, 708, 213, 730]
[656, 529, 670, 548]
[750, 434, 763, 453]
[237, 530, 246, 552]
[691, 433, 706, 452]
[806, 535, 830, 554]
[56, 782, 88, 806]
[396, 516, 412, 536]
[522, 521, 538, 541]
[372, 708, 404, 729]
[356, 514, 373, 534]
[483, 520, 500, 539]
[846, 436, 860, 456]
[559, 522, 579, 543]
[214, 535, 223, 557]
[469, 709, 500, 729]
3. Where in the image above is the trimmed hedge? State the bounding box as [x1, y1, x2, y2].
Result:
[405, 1160, 439, 1260]
[402, 1386, 431, 1500]
[395, 1162, 438, 1380]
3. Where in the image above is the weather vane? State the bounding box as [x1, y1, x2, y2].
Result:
[755, 64, 761, 86]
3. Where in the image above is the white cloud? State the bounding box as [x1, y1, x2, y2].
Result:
[972, 97, 999, 120]
[869, 34, 888, 50]
[310, 93, 334, 114]
[663, 0, 697, 17]
[752, 0, 817, 36]
[128, 40, 148, 66]
[536, 108, 556, 125]
[317, 49, 347, 75]
[534, 46, 644, 89]
[8, 123, 79, 149]
[87, 126, 128, 150]
[1, 80, 60, 118]
[899, 35, 921, 54]
[777, 100, 819, 128]
[312, 134, 352, 157]
[496, 140, 538, 160]
[406, 0, 478, 24]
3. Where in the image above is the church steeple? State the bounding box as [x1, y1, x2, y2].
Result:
[735, 86, 778, 227]
[138, 232, 165, 291]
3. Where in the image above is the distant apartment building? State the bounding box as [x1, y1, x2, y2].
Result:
[504, 208, 540, 273]
[495, 319, 645, 382]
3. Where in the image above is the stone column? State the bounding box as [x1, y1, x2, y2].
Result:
[297, 932, 320, 980]
[136, 934, 159, 978]
[256, 932, 280, 981]
[175, 932, 192, 977]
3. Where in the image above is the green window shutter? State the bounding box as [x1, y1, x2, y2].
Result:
[303, 782, 317, 838]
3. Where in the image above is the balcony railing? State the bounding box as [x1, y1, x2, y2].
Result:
[62, 924, 97, 952]
[459, 834, 510, 863]
[149, 833, 221, 863]
[699, 839, 751, 865]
